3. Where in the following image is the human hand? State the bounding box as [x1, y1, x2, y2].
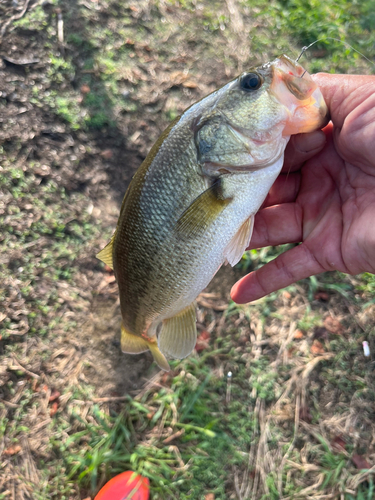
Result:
[231, 73, 375, 304]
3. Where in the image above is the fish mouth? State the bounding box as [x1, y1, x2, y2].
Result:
[270, 54, 329, 135]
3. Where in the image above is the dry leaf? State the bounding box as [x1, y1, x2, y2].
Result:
[195, 330, 210, 353]
[324, 316, 344, 335]
[100, 149, 113, 160]
[182, 80, 198, 88]
[287, 347, 297, 357]
[49, 389, 60, 402]
[205, 494, 215, 500]
[314, 291, 329, 301]
[80, 84, 90, 94]
[313, 327, 329, 340]
[352, 454, 370, 469]
[331, 435, 346, 452]
[294, 329, 304, 339]
[3, 445, 21, 456]
[299, 406, 312, 423]
[50, 401, 59, 417]
[311, 340, 325, 354]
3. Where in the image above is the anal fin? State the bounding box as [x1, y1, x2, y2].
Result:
[158, 303, 197, 359]
[121, 324, 170, 372]
[224, 215, 254, 267]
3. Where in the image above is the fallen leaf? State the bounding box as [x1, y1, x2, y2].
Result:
[352, 454, 371, 469]
[170, 70, 188, 84]
[50, 401, 59, 417]
[314, 291, 329, 301]
[3, 445, 21, 456]
[311, 340, 325, 354]
[238, 334, 248, 345]
[331, 435, 346, 452]
[205, 494, 215, 500]
[49, 389, 60, 402]
[299, 406, 312, 423]
[294, 329, 304, 339]
[182, 80, 198, 88]
[287, 346, 297, 357]
[100, 149, 113, 160]
[80, 84, 90, 94]
[282, 291, 291, 300]
[313, 327, 329, 340]
[195, 330, 210, 353]
[324, 316, 344, 335]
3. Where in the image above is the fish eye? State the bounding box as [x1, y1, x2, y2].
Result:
[240, 72, 263, 91]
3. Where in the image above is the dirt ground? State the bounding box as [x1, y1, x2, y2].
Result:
[1, 0, 375, 499]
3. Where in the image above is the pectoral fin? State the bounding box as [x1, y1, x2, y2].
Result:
[158, 303, 197, 359]
[96, 235, 115, 269]
[224, 215, 254, 267]
[176, 180, 231, 239]
[121, 324, 170, 372]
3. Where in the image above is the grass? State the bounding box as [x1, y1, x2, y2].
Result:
[1, 0, 375, 498]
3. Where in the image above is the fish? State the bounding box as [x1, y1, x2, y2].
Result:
[97, 54, 328, 371]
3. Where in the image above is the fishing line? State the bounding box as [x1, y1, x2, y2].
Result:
[296, 36, 375, 75]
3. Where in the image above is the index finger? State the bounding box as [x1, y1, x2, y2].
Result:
[282, 129, 326, 173]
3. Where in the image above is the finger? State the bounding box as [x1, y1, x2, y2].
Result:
[262, 173, 300, 208]
[249, 203, 302, 249]
[231, 243, 325, 304]
[282, 130, 326, 172]
[312, 74, 375, 129]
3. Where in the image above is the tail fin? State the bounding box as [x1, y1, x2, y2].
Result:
[121, 324, 170, 372]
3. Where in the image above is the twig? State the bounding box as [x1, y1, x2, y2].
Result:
[162, 429, 185, 444]
[0, 0, 32, 39]
[56, 8, 64, 55]
[0, 398, 20, 408]
[10, 357, 40, 379]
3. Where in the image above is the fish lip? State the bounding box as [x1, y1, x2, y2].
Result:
[270, 55, 329, 134]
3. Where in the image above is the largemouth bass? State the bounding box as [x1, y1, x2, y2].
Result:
[97, 55, 328, 371]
